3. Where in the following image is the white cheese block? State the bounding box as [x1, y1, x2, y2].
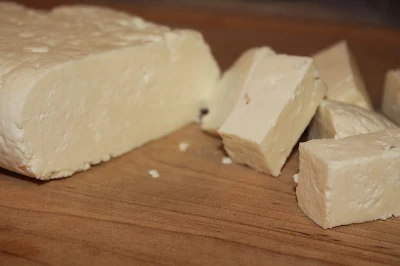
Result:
[382, 69, 400, 125]
[0, 3, 220, 180]
[218, 55, 327, 176]
[309, 100, 397, 140]
[313, 41, 372, 109]
[201, 47, 275, 133]
[296, 128, 400, 229]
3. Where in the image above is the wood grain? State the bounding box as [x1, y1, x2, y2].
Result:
[1, 1, 400, 265]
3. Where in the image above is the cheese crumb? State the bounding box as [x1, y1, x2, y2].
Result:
[148, 169, 160, 178]
[334, 134, 342, 140]
[222, 157, 233, 164]
[179, 142, 190, 152]
[293, 174, 299, 183]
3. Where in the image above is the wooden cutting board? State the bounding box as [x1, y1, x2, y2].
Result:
[1, 1, 400, 265]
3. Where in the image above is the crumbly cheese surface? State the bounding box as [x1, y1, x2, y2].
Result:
[0, 3, 220, 180]
[382, 69, 400, 125]
[202, 47, 275, 133]
[296, 128, 400, 229]
[219, 54, 327, 176]
[313, 41, 372, 109]
[309, 100, 397, 139]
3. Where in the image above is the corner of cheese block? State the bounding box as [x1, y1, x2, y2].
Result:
[201, 46, 275, 133]
[308, 100, 397, 140]
[219, 131, 275, 175]
[382, 69, 400, 126]
[308, 101, 335, 140]
[298, 129, 400, 229]
[312, 40, 348, 59]
[296, 142, 329, 229]
[0, 66, 43, 179]
[0, 5, 220, 180]
[313, 40, 373, 110]
[219, 54, 327, 176]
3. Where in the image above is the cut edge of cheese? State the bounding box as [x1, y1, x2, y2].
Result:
[296, 143, 328, 227]
[382, 69, 400, 125]
[201, 46, 276, 134]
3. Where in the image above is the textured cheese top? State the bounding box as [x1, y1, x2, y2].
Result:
[316, 100, 397, 139]
[0, 2, 172, 89]
[303, 128, 400, 162]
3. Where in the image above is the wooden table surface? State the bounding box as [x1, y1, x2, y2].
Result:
[1, 1, 400, 265]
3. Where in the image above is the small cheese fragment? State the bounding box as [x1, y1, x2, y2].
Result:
[296, 128, 400, 229]
[178, 142, 190, 152]
[0, 3, 220, 180]
[313, 41, 372, 109]
[218, 55, 327, 176]
[382, 69, 400, 125]
[201, 47, 275, 133]
[309, 100, 397, 139]
[148, 169, 160, 178]
[221, 156, 232, 165]
[293, 174, 299, 184]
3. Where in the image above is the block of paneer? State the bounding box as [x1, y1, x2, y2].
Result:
[382, 69, 400, 125]
[202, 47, 275, 134]
[309, 100, 397, 140]
[313, 41, 373, 109]
[296, 128, 400, 229]
[218, 54, 327, 176]
[0, 3, 220, 180]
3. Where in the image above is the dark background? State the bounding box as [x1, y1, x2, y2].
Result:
[105, 0, 400, 28]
